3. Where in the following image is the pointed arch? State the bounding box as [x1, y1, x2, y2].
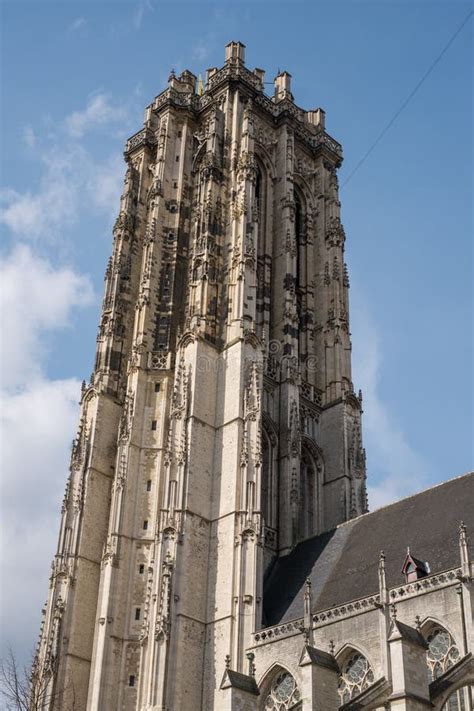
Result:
[335, 645, 375, 706]
[261, 416, 278, 530]
[258, 663, 301, 710]
[421, 620, 461, 682]
[298, 442, 323, 539]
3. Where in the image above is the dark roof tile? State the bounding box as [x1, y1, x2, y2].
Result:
[264, 473, 474, 626]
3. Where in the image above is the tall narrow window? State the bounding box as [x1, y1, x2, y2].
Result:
[299, 450, 318, 540]
[261, 432, 270, 525]
[307, 462, 315, 534]
[295, 194, 302, 301]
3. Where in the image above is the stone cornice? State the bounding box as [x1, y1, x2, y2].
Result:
[252, 566, 466, 647]
[125, 62, 343, 164]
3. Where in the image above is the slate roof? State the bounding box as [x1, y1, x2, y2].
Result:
[263, 472, 474, 626]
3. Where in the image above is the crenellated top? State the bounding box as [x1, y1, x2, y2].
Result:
[125, 42, 342, 165]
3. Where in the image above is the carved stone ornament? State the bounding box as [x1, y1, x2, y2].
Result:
[71, 416, 88, 470]
[119, 390, 134, 442]
[154, 553, 174, 641]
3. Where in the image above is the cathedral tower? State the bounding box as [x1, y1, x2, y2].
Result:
[35, 42, 367, 710]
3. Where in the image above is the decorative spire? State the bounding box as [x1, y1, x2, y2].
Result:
[225, 654, 231, 670]
[459, 521, 470, 579]
[378, 550, 388, 606]
[303, 577, 313, 645]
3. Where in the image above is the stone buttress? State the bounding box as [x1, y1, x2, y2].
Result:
[35, 42, 367, 710]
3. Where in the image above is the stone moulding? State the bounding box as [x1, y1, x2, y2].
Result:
[125, 127, 157, 154]
[389, 567, 462, 602]
[125, 66, 342, 163]
[252, 566, 463, 647]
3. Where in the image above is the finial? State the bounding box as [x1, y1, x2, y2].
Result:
[246, 652, 256, 678]
[390, 603, 397, 621]
[329, 639, 335, 655]
[378, 550, 388, 605]
[303, 577, 313, 644]
[415, 615, 421, 632]
[225, 654, 231, 670]
[459, 520, 470, 578]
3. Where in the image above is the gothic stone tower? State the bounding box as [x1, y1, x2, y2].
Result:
[35, 42, 367, 711]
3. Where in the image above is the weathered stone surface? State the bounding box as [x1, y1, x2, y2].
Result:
[33, 42, 472, 711]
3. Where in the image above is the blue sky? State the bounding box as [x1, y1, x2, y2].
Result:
[1, 0, 472, 668]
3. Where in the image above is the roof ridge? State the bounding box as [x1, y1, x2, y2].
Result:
[334, 470, 474, 531]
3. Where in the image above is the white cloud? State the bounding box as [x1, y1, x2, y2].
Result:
[64, 93, 129, 139]
[351, 292, 430, 510]
[23, 125, 37, 148]
[0, 245, 93, 389]
[0, 172, 77, 239]
[192, 40, 211, 63]
[0, 378, 82, 664]
[69, 17, 86, 32]
[133, 0, 153, 30]
[1, 93, 132, 242]
[87, 154, 125, 217]
[0, 243, 94, 665]
[0, 90, 130, 666]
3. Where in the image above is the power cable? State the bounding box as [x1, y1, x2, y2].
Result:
[341, 10, 473, 188]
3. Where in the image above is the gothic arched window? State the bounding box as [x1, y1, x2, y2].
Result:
[338, 652, 374, 705]
[298, 449, 318, 540]
[263, 670, 300, 710]
[261, 427, 277, 530]
[426, 626, 460, 681]
[262, 431, 270, 524]
[294, 194, 303, 321]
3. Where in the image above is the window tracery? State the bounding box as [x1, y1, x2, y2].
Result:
[263, 671, 300, 710]
[261, 427, 278, 531]
[443, 685, 474, 711]
[298, 447, 320, 540]
[426, 627, 460, 680]
[338, 653, 374, 704]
